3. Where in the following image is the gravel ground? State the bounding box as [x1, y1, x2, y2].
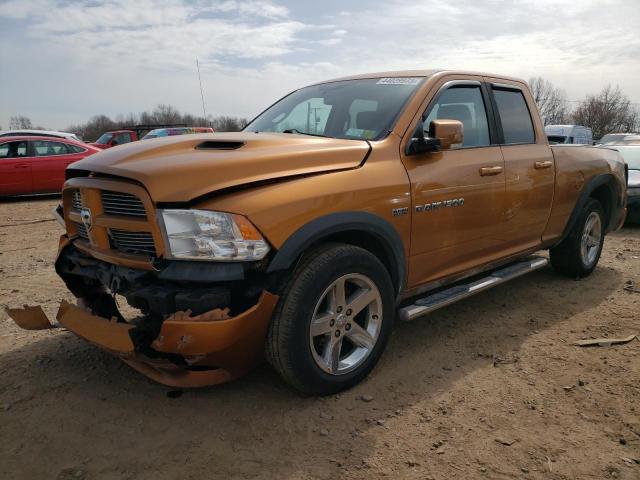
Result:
[1, 197, 639, 480]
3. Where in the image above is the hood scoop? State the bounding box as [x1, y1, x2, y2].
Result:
[196, 140, 244, 150]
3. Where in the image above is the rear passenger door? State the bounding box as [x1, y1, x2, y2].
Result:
[30, 140, 80, 192]
[0, 140, 32, 195]
[486, 80, 554, 252]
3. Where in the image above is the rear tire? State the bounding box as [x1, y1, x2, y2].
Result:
[265, 243, 395, 396]
[550, 198, 605, 278]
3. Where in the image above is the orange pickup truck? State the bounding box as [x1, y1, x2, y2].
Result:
[9, 70, 627, 395]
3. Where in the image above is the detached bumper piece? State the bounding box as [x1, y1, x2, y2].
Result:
[6, 292, 278, 388]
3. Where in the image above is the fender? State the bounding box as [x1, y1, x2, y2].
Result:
[266, 211, 406, 294]
[557, 173, 622, 245]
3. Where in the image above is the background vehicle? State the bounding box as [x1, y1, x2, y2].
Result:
[8, 70, 627, 395]
[90, 124, 189, 149]
[0, 136, 99, 195]
[545, 124, 593, 144]
[142, 126, 214, 139]
[611, 144, 640, 223]
[598, 133, 640, 145]
[0, 129, 80, 141]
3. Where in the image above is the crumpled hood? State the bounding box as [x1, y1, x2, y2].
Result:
[69, 132, 370, 203]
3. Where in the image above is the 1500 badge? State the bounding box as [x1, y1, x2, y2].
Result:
[415, 198, 465, 213]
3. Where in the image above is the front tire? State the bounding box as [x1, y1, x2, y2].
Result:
[550, 198, 605, 278]
[265, 244, 395, 395]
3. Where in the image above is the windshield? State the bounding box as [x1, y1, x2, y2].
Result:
[600, 134, 640, 143]
[95, 133, 113, 144]
[244, 77, 424, 141]
[143, 129, 169, 139]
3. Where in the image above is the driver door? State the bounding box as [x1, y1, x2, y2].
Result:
[400, 78, 507, 288]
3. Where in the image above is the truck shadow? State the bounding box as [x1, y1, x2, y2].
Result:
[0, 265, 623, 479]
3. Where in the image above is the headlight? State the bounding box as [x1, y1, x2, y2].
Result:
[628, 169, 640, 188]
[159, 209, 270, 261]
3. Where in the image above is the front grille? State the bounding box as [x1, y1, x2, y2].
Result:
[71, 190, 82, 210]
[109, 229, 156, 256]
[101, 191, 147, 217]
[74, 222, 89, 240]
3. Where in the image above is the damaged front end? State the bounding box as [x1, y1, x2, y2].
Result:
[7, 238, 279, 388]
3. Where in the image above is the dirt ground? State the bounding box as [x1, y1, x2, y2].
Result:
[0, 197, 639, 480]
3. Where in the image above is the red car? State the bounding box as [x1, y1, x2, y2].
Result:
[0, 136, 100, 195]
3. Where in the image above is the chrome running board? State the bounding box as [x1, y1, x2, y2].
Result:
[398, 257, 548, 322]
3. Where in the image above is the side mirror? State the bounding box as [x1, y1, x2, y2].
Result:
[429, 119, 463, 150]
[406, 119, 464, 155]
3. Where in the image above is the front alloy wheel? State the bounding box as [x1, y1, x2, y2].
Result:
[265, 244, 394, 395]
[310, 273, 382, 375]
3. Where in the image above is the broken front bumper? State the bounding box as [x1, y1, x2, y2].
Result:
[7, 291, 278, 388]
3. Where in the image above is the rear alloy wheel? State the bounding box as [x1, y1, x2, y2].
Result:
[550, 198, 605, 278]
[265, 244, 394, 395]
[580, 211, 602, 268]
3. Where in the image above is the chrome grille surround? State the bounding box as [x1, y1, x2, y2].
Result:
[101, 191, 147, 217]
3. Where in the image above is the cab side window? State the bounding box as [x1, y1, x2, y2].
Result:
[114, 133, 132, 144]
[493, 88, 535, 144]
[32, 140, 70, 156]
[423, 85, 490, 147]
[0, 141, 28, 158]
[68, 144, 87, 154]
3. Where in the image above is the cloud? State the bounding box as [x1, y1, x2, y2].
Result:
[0, 0, 309, 69]
[0, 0, 638, 130]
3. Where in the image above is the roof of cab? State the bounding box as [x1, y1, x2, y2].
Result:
[314, 69, 528, 85]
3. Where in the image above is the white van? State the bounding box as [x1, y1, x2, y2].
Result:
[545, 125, 593, 145]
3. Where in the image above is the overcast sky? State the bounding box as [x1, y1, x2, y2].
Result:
[0, 0, 639, 130]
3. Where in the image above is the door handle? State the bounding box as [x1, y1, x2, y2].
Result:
[14, 164, 29, 169]
[479, 166, 503, 176]
[534, 160, 553, 169]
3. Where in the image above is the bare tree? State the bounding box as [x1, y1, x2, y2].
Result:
[151, 104, 182, 124]
[528, 77, 569, 125]
[65, 105, 246, 141]
[210, 115, 248, 132]
[9, 115, 33, 130]
[571, 85, 639, 140]
[67, 114, 116, 141]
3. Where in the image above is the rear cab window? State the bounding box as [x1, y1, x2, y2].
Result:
[114, 133, 133, 144]
[492, 87, 536, 144]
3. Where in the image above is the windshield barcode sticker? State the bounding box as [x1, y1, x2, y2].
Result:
[376, 77, 421, 85]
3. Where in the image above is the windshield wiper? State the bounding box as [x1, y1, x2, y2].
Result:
[282, 129, 329, 138]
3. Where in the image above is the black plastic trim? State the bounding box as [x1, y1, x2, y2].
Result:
[156, 260, 245, 282]
[195, 140, 244, 150]
[266, 211, 406, 293]
[480, 82, 501, 145]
